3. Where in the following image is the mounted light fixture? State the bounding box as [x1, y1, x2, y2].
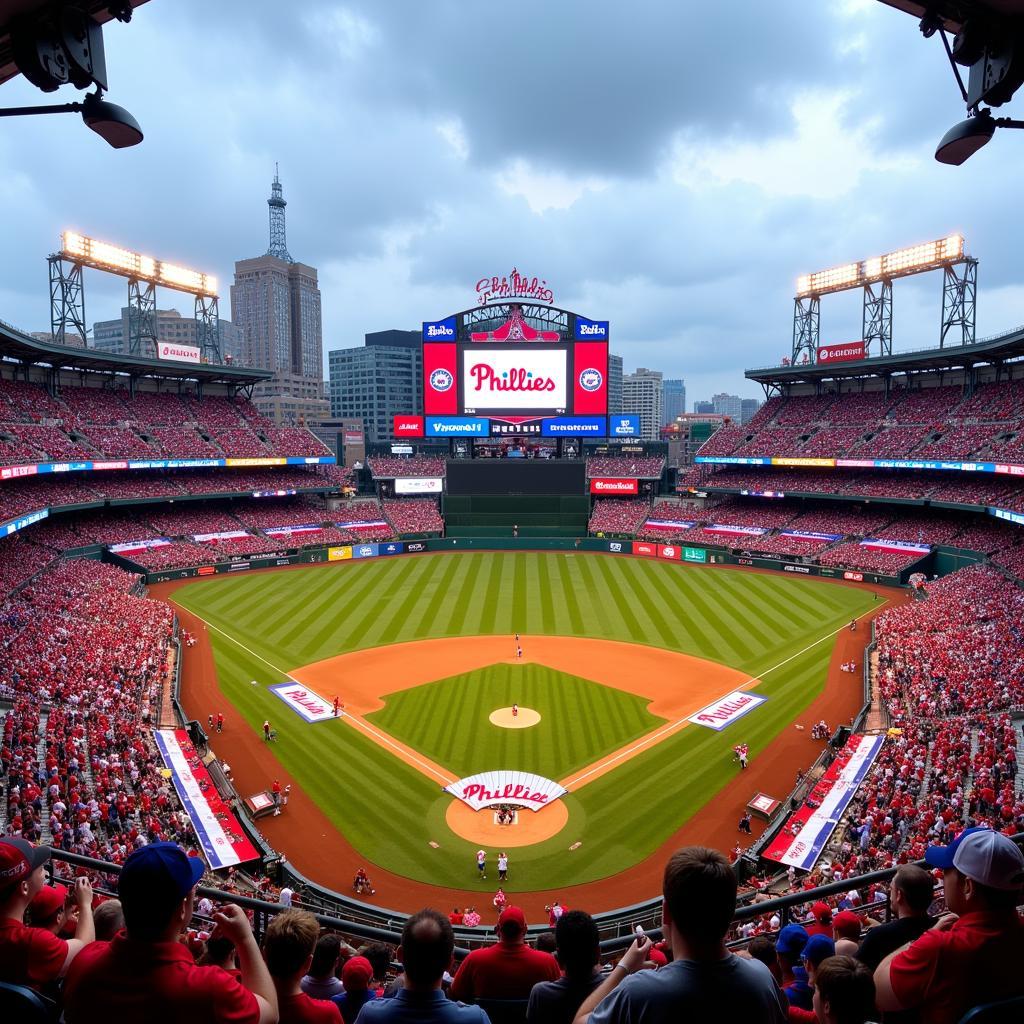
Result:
[935, 108, 1024, 165]
[0, 89, 143, 148]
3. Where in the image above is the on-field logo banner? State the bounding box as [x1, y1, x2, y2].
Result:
[270, 682, 336, 723]
[445, 770, 566, 812]
[688, 690, 767, 731]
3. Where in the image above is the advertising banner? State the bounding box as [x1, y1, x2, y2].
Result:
[608, 414, 641, 437]
[395, 477, 443, 494]
[462, 347, 568, 412]
[422, 316, 457, 341]
[1, 507, 48, 538]
[269, 682, 336, 723]
[157, 341, 201, 364]
[644, 519, 696, 531]
[334, 519, 388, 531]
[859, 538, 931, 554]
[405, 541, 428, 552]
[572, 340, 609, 416]
[817, 341, 866, 364]
[425, 416, 490, 437]
[607, 540, 631, 554]
[590, 477, 638, 495]
[154, 730, 259, 868]
[688, 689, 768, 731]
[573, 316, 609, 340]
[694, 456, 772, 466]
[771, 457, 837, 468]
[393, 415, 425, 437]
[423, 342, 459, 416]
[192, 530, 249, 543]
[764, 734, 885, 870]
[541, 416, 606, 436]
[0, 455, 339, 483]
[378, 541, 405, 555]
[328, 546, 352, 561]
[740, 489, 786, 498]
[843, 570, 864, 581]
[110, 537, 171, 553]
[263, 524, 323, 536]
[444, 770, 566, 812]
[657, 544, 680, 560]
[991, 507, 1024, 526]
[634, 542, 657, 556]
[352, 543, 379, 559]
[780, 530, 844, 542]
[704, 524, 768, 536]
[683, 547, 707, 563]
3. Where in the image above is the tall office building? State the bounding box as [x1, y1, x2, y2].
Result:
[663, 378, 687, 424]
[622, 367, 664, 440]
[90, 308, 244, 362]
[694, 400, 714, 414]
[712, 392, 743, 420]
[230, 170, 326, 425]
[607, 353, 623, 416]
[328, 330, 422, 443]
[741, 397, 762, 424]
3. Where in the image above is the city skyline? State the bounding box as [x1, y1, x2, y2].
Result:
[2, 3, 1024, 404]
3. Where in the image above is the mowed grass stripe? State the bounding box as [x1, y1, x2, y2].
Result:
[371, 557, 438, 646]
[591, 556, 645, 637]
[573, 556, 617, 639]
[477, 553, 505, 636]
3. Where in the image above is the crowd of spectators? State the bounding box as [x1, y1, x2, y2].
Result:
[585, 457, 665, 479]
[817, 543, 922, 574]
[588, 500, 651, 536]
[383, 499, 444, 535]
[368, 456, 445, 479]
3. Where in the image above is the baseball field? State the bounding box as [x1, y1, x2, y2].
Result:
[166, 551, 882, 909]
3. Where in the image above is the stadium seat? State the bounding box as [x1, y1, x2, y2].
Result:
[0, 981, 55, 1023]
[958, 996, 1024, 1024]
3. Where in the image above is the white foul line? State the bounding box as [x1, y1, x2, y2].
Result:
[561, 605, 887, 790]
[187, 613, 456, 786]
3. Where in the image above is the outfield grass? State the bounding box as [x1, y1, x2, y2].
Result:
[367, 662, 663, 781]
[174, 553, 878, 890]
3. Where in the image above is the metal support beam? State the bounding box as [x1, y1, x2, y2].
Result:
[127, 278, 157, 357]
[195, 295, 222, 364]
[48, 255, 87, 347]
[940, 258, 977, 348]
[792, 296, 819, 365]
[862, 279, 893, 357]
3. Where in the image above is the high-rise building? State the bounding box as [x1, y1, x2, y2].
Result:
[741, 398, 761, 424]
[328, 330, 422, 443]
[622, 367, 664, 440]
[663, 378, 687, 424]
[231, 170, 325, 425]
[607, 353, 623, 417]
[89, 308, 244, 362]
[694, 400, 714, 414]
[711, 392, 743, 420]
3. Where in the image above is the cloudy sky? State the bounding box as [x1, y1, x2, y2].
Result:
[2, 0, 1023, 405]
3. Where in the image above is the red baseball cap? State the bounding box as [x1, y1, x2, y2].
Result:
[832, 910, 862, 939]
[498, 906, 527, 933]
[342, 955, 374, 990]
[0, 837, 50, 893]
[811, 901, 832, 922]
[29, 882, 68, 920]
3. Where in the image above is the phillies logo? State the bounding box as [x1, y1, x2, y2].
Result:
[579, 368, 602, 391]
[469, 364, 555, 393]
[430, 368, 454, 392]
[461, 782, 550, 805]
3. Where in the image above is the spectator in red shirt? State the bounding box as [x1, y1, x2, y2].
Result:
[450, 905, 560, 1002]
[874, 827, 1024, 1024]
[805, 903, 834, 938]
[0, 837, 95, 990]
[262, 908, 341, 1023]
[63, 841, 277, 1024]
[449, 908, 464, 926]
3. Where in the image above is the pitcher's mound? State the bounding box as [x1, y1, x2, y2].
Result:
[445, 798, 568, 847]
[489, 707, 540, 729]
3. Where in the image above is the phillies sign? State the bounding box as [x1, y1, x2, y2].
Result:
[818, 341, 866, 364]
[269, 682, 336, 723]
[462, 348, 567, 411]
[590, 477, 638, 495]
[445, 770, 566, 812]
[475, 268, 554, 306]
[688, 689, 768, 731]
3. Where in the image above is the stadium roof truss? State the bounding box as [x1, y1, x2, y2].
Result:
[457, 301, 571, 339]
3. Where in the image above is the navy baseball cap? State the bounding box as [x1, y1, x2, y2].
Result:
[802, 934, 835, 966]
[776, 923, 809, 956]
[925, 827, 1024, 890]
[118, 842, 205, 903]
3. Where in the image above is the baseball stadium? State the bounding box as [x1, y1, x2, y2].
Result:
[3, 4, 1024, 1023]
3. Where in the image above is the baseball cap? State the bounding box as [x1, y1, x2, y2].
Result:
[342, 955, 374, 990]
[498, 905, 527, 933]
[776, 923, 809, 956]
[802, 934, 835, 966]
[811, 900, 832, 922]
[118, 842, 205, 904]
[29, 882, 68, 920]
[925, 827, 1024, 890]
[0, 837, 50, 892]
[832, 910, 862, 939]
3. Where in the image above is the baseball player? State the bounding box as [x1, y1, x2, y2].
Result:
[497, 852, 509, 881]
[476, 849, 486, 880]
[512, 704, 519, 719]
